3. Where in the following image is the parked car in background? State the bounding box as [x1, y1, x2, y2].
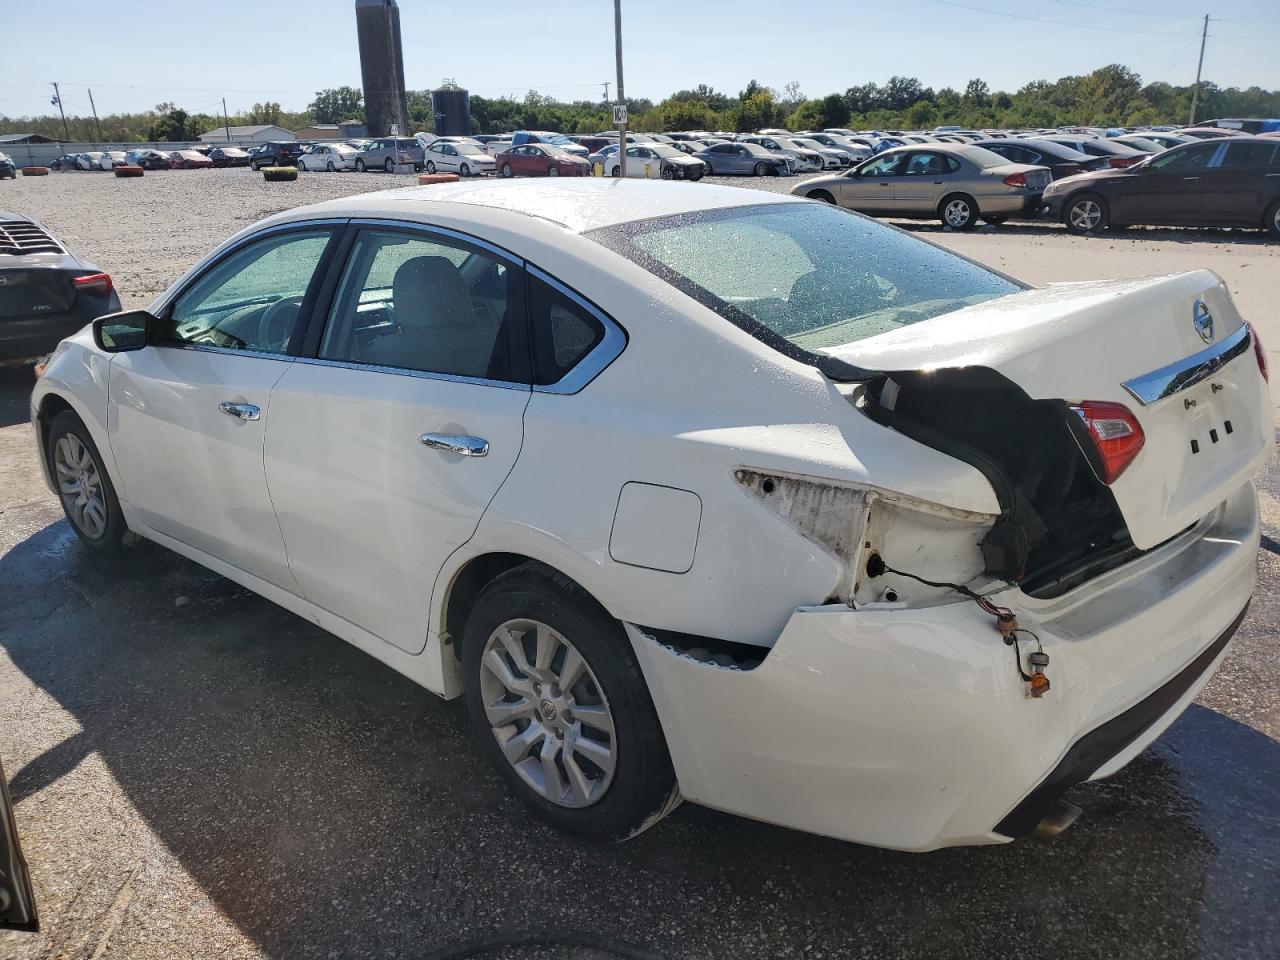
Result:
[571, 136, 614, 155]
[425, 140, 496, 176]
[802, 132, 872, 162]
[103, 152, 129, 170]
[209, 147, 252, 168]
[1041, 136, 1280, 237]
[168, 150, 214, 170]
[974, 138, 1103, 180]
[695, 141, 791, 176]
[793, 143, 1050, 228]
[588, 143, 620, 168]
[0, 213, 121, 365]
[345, 139, 373, 152]
[1043, 136, 1149, 168]
[76, 152, 107, 171]
[741, 136, 823, 172]
[1133, 132, 1193, 149]
[0, 152, 16, 179]
[1111, 135, 1167, 154]
[124, 149, 171, 170]
[247, 142, 305, 170]
[298, 144, 358, 172]
[494, 143, 589, 177]
[511, 131, 590, 158]
[1178, 127, 1246, 139]
[788, 137, 850, 169]
[356, 137, 425, 173]
[606, 144, 706, 180]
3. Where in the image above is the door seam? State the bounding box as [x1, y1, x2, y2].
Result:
[260, 360, 307, 597]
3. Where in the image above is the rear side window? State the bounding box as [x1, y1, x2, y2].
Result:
[1220, 142, 1277, 168]
[528, 275, 605, 386]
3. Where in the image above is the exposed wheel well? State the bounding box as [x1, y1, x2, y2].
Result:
[36, 393, 75, 454]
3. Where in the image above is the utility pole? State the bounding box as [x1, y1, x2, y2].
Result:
[602, 81, 610, 104]
[50, 82, 71, 144]
[223, 98, 231, 141]
[87, 88, 103, 143]
[1188, 14, 1209, 126]
[614, 0, 627, 178]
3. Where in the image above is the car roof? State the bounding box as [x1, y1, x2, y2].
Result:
[270, 179, 800, 235]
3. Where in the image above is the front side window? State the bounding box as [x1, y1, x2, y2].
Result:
[1149, 143, 1220, 172]
[319, 229, 519, 382]
[165, 230, 332, 354]
[587, 203, 1020, 356]
[859, 153, 906, 176]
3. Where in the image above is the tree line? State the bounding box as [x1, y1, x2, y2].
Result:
[4, 66, 1278, 143]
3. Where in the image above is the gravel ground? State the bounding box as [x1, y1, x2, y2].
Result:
[1, 168, 1279, 960]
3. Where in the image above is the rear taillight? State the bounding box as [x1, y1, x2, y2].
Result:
[72, 273, 113, 298]
[1247, 321, 1269, 381]
[1108, 157, 1140, 168]
[1002, 172, 1027, 187]
[1057, 164, 1081, 178]
[1069, 400, 1145, 484]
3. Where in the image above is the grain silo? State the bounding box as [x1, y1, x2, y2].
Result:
[355, 0, 410, 137]
[431, 81, 471, 137]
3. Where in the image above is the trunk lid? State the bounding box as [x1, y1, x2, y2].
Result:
[825, 271, 1272, 549]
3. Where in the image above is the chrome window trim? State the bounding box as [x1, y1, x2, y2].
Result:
[290, 355, 531, 392]
[155, 341, 297, 361]
[345, 218, 523, 266]
[1122, 324, 1252, 406]
[526, 265, 627, 396]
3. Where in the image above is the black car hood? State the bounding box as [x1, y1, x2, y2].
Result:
[1051, 166, 1141, 189]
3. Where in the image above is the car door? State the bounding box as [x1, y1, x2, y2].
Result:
[839, 152, 904, 212]
[106, 226, 339, 587]
[894, 151, 954, 213]
[264, 224, 530, 654]
[1200, 141, 1277, 224]
[1112, 141, 1223, 225]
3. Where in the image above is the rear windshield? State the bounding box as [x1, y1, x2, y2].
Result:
[586, 202, 1020, 356]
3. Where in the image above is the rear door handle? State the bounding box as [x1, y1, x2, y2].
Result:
[418, 433, 489, 457]
[219, 401, 260, 421]
[1183, 176, 1201, 181]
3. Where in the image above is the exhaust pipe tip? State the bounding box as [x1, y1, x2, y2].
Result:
[1032, 799, 1082, 839]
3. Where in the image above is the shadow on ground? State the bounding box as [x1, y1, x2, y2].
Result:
[2, 512, 1279, 960]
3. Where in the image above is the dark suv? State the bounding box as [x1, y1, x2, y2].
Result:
[247, 142, 304, 170]
[1041, 136, 1280, 238]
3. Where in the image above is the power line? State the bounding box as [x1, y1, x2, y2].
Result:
[919, 0, 1203, 36]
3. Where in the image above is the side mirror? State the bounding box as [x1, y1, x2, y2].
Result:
[92, 310, 157, 353]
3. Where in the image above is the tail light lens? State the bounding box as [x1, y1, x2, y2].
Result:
[1002, 171, 1027, 187]
[72, 273, 113, 298]
[1069, 401, 1145, 484]
[1247, 321, 1269, 381]
[1108, 157, 1140, 168]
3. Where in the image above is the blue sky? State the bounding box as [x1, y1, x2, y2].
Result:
[3, 0, 1278, 118]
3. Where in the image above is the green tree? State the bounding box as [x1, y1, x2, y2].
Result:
[818, 93, 850, 129]
[309, 86, 364, 124]
[247, 102, 283, 125]
[963, 78, 990, 108]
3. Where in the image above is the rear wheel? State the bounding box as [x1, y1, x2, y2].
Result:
[940, 194, 978, 229]
[1063, 193, 1109, 235]
[462, 564, 679, 842]
[47, 411, 131, 555]
[1265, 200, 1280, 240]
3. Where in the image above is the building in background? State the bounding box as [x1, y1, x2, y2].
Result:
[355, 0, 410, 137]
[197, 124, 295, 143]
[294, 120, 368, 141]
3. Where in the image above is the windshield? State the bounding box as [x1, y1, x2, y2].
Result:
[586, 203, 1020, 357]
[542, 133, 574, 145]
[457, 144, 486, 155]
[649, 145, 683, 158]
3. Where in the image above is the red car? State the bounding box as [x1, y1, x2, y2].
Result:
[493, 143, 589, 178]
[168, 150, 214, 170]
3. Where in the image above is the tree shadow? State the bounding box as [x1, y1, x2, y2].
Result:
[2, 515, 1278, 959]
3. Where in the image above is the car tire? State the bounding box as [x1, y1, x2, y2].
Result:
[461, 563, 680, 842]
[1264, 200, 1280, 240]
[460, 162, 471, 177]
[548, 166, 560, 177]
[47, 411, 132, 555]
[327, 161, 336, 172]
[384, 158, 395, 173]
[982, 215, 1008, 225]
[753, 162, 768, 176]
[1063, 193, 1109, 235]
[940, 194, 979, 230]
[355, 159, 366, 173]
[661, 165, 674, 180]
[501, 163, 513, 178]
[426, 160, 437, 174]
[808, 190, 836, 204]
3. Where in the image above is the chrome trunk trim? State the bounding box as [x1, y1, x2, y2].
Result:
[1121, 324, 1252, 406]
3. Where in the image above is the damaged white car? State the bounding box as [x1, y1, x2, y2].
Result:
[32, 180, 1271, 850]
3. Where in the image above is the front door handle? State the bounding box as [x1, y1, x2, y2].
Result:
[1183, 176, 1201, 181]
[219, 401, 260, 421]
[418, 433, 489, 457]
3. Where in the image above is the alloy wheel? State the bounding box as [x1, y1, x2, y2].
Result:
[327, 161, 335, 172]
[1069, 199, 1103, 232]
[478, 618, 617, 808]
[54, 433, 107, 539]
[460, 163, 470, 177]
[944, 199, 973, 227]
[426, 161, 436, 174]
[548, 166, 560, 177]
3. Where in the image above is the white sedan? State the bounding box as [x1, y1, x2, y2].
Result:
[606, 144, 706, 180]
[424, 140, 496, 176]
[32, 180, 1270, 851]
[298, 144, 358, 172]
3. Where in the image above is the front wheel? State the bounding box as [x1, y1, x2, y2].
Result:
[462, 564, 679, 841]
[548, 165, 560, 177]
[460, 162, 471, 177]
[940, 194, 979, 230]
[327, 161, 336, 172]
[1063, 193, 1109, 235]
[808, 190, 836, 205]
[47, 411, 131, 554]
[1264, 200, 1280, 240]
[753, 162, 768, 176]
[425, 160, 436, 174]
[661, 165, 674, 180]
[501, 163, 513, 178]
[384, 158, 395, 173]
[355, 159, 366, 173]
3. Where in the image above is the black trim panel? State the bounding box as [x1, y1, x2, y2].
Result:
[994, 601, 1249, 838]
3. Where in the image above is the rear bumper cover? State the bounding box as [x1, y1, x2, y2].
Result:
[0, 311, 100, 363]
[627, 481, 1258, 851]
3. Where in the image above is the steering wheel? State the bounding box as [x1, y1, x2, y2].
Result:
[257, 296, 304, 352]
